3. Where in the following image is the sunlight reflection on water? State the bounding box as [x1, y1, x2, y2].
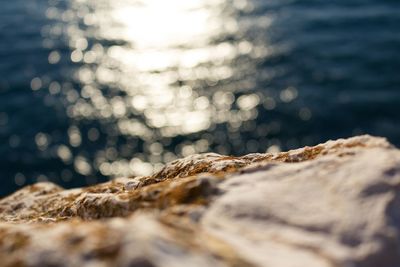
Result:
[2, 0, 400, 194]
[40, 0, 277, 178]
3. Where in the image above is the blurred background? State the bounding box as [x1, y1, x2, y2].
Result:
[1, 0, 399, 196]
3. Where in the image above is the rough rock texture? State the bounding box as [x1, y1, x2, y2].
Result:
[1, 135, 400, 267]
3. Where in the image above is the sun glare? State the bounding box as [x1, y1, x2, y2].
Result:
[39, 0, 272, 177]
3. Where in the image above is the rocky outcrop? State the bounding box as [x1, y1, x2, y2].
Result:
[1, 135, 400, 267]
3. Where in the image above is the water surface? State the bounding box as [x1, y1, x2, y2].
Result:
[1, 0, 400, 196]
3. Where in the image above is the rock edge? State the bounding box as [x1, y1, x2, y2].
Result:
[0, 135, 399, 267]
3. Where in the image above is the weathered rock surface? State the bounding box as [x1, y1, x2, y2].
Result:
[1, 135, 400, 267]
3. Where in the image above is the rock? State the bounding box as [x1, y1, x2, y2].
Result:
[1, 135, 400, 267]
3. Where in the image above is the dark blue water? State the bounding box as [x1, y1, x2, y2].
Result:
[1, 0, 400, 197]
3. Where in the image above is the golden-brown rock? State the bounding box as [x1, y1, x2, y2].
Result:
[0, 135, 399, 267]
